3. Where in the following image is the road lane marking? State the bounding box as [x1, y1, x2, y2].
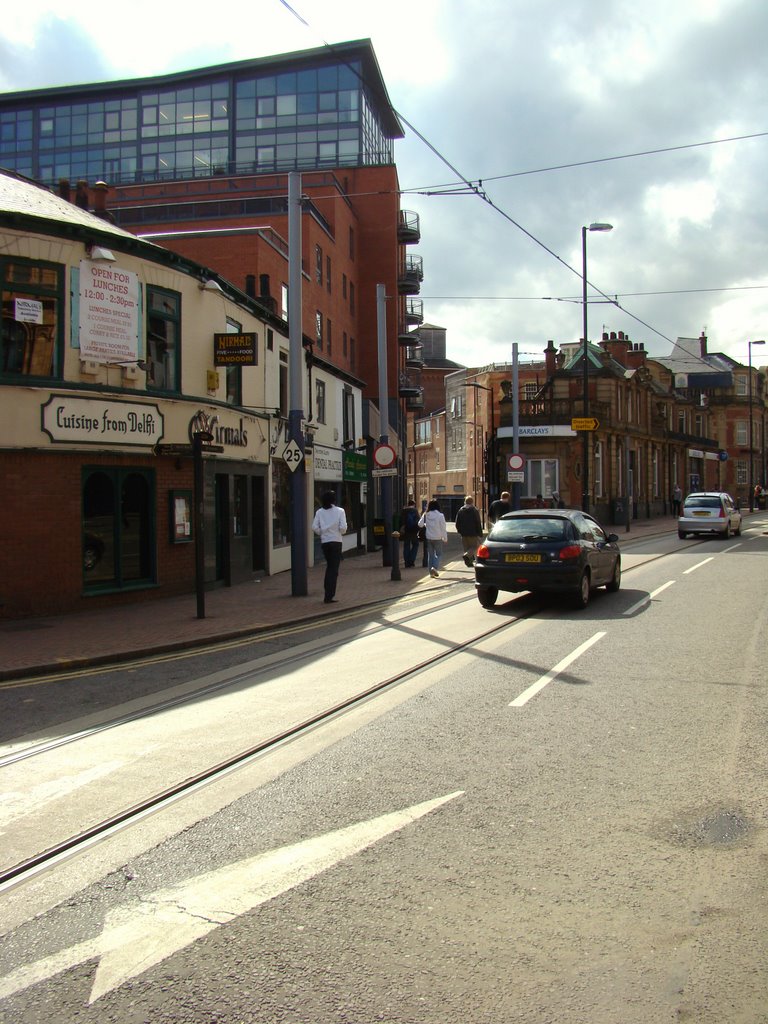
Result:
[0, 790, 463, 1004]
[622, 580, 676, 617]
[683, 556, 715, 575]
[509, 632, 606, 707]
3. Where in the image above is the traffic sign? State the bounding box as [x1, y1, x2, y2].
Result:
[571, 417, 599, 431]
[507, 453, 526, 471]
[282, 439, 304, 472]
[373, 443, 397, 468]
[508, 471, 525, 483]
[372, 467, 398, 477]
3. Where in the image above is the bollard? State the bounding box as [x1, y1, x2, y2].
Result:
[390, 532, 402, 581]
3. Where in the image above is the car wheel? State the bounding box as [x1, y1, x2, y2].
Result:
[722, 522, 731, 539]
[605, 558, 621, 593]
[573, 570, 591, 609]
[476, 586, 498, 608]
[734, 522, 741, 536]
[678, 530, 686, 539]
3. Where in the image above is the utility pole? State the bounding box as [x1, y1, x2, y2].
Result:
[288, 172, 307, 595]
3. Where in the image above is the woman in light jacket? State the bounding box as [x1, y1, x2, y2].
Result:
[418, 499, 448, 577]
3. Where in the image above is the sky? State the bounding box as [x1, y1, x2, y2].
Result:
[2, 0, 767, 371]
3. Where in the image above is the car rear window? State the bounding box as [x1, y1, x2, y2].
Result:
[683, 496, 720, 509]
[491, 517, 567, 541]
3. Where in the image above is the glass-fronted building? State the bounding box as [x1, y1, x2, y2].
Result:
[0, 40, 402, 187]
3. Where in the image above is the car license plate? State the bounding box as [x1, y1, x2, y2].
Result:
[692, 511, 710, 517]
[505, 553, 542, 563]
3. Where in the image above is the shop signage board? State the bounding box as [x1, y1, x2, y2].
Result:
[213, 332, 258, 366]
[78, 261, 140, 363]
[41, 395, 163, 446]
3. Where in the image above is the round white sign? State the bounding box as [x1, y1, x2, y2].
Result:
[507, 453, 525, 471]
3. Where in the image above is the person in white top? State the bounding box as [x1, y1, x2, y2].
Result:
[312, 490, 348, 603]
[418, 499, 448, 577]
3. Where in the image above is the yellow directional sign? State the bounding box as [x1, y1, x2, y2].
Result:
[572, 417, 599, 431]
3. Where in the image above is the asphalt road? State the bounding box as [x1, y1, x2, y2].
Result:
[1, 524, 767, 1023]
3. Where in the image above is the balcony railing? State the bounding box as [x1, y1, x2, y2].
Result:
[404, 297, 423, 326]
[398, 254, 424, 296]
[398, 209, 421, 245]
[405, 343, 424, 368]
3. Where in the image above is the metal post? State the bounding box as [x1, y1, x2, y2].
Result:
[377, 284, 393, 566]
[581, 226, 589, 513]
[193, 431, 208, 619]
[512, 343, 520, 510]
[288, 171, 307, 595]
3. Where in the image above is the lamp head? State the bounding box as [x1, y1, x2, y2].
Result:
[588, 222, 613, 233]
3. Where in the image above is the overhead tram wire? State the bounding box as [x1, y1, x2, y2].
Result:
[273, 0, 706, 345]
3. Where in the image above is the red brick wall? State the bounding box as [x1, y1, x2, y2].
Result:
[0, 451, 195, 619]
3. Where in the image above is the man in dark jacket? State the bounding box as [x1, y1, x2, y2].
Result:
[489, 490, 512, 524]
[455, 495, 483, 567]
[399, 499, 421, 567]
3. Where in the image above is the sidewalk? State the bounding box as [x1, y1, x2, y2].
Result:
[0, 515, 683, 681]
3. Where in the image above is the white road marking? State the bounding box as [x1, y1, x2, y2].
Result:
[0, 760, 125, 832]
[0, 790, 463, 1004]
[509, 632, 606, 707]
[622, 580, 676, 617]
[683, 556, 715, 575]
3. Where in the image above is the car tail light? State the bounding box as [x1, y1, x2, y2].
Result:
[559, 544, 581, 560]
[477, 544, 490, 559]
[718, 506, 725, 518]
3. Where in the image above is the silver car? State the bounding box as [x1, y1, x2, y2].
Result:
[678, 492, 742, 539]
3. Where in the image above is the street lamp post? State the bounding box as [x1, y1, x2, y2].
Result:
[748, 339, 765, 510]
[581, 222, 613, 514]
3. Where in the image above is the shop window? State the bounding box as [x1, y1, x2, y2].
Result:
[82, 467, 155, 590]
[146, 286, 180, 392]
[0, 257, 63, 379]
[272, 458, 291, 547]
[524, 459, 559, 500]
[316, 379, 326, 423]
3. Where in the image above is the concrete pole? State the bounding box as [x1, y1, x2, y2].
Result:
[288, 172, 308, 595]
[512, 342, 521, 509]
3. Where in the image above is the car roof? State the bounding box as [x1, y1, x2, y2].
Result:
[499, 508, 587, 520]
[686, 492, 731, 498]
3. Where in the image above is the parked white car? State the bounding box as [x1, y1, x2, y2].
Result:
[678, 492, 742, 539]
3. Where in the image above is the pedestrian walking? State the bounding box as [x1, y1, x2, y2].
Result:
[489, 490, 512, 524]
[672, 483, 682, 517]
[398, 499, 421, 567]
[312, 490, 347, 603]
[533, 493, 546, 508]
[418, 499, 448, 577]
[455, 495, 483, 566]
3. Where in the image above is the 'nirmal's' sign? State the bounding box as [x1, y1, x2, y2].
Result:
[41, 396, 163, 446]
[214, 332, 258, 366]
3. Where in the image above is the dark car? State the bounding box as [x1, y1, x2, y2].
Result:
[474, 508, 621, 609]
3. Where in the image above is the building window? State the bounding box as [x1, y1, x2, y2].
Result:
[735, 374, 748, 396]
[350, 336, 355, 368]
[279, 350, 288, 416]
[343, 330, 348, 356]
[82, 466, 154, 590]
[146, 286, 180, 392]
[316, 378, 326, 423]
[0, 257, 62, 379]
[524, 459, 559, 499]
[281, 283, 288, 321]
[315, 310, 323, 349]
[326, 255, 331, 293]
[652, 448, 659, 498]
[594, 442, 603, 497]
[342, 273, 347, 299]
[735, 420, 748, 445]
[735, 459, 748, 486]
[343, 386, 355, 444]
[315, 244, 323, 285]
[349, 281, 355, 315]
[326, 318, 332, 357]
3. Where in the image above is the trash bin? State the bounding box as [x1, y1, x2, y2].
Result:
[611, 498, 626, 525]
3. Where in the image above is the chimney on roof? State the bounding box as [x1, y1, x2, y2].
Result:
[626, 338, 647, 369]
[700, 331, 708, 357]
[600, 330, 631, 366]
[58, 179, 71, 202]
[75, 180, 90, 211]
[544, 339, 557, 377]
[92, 181, 109, 214]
